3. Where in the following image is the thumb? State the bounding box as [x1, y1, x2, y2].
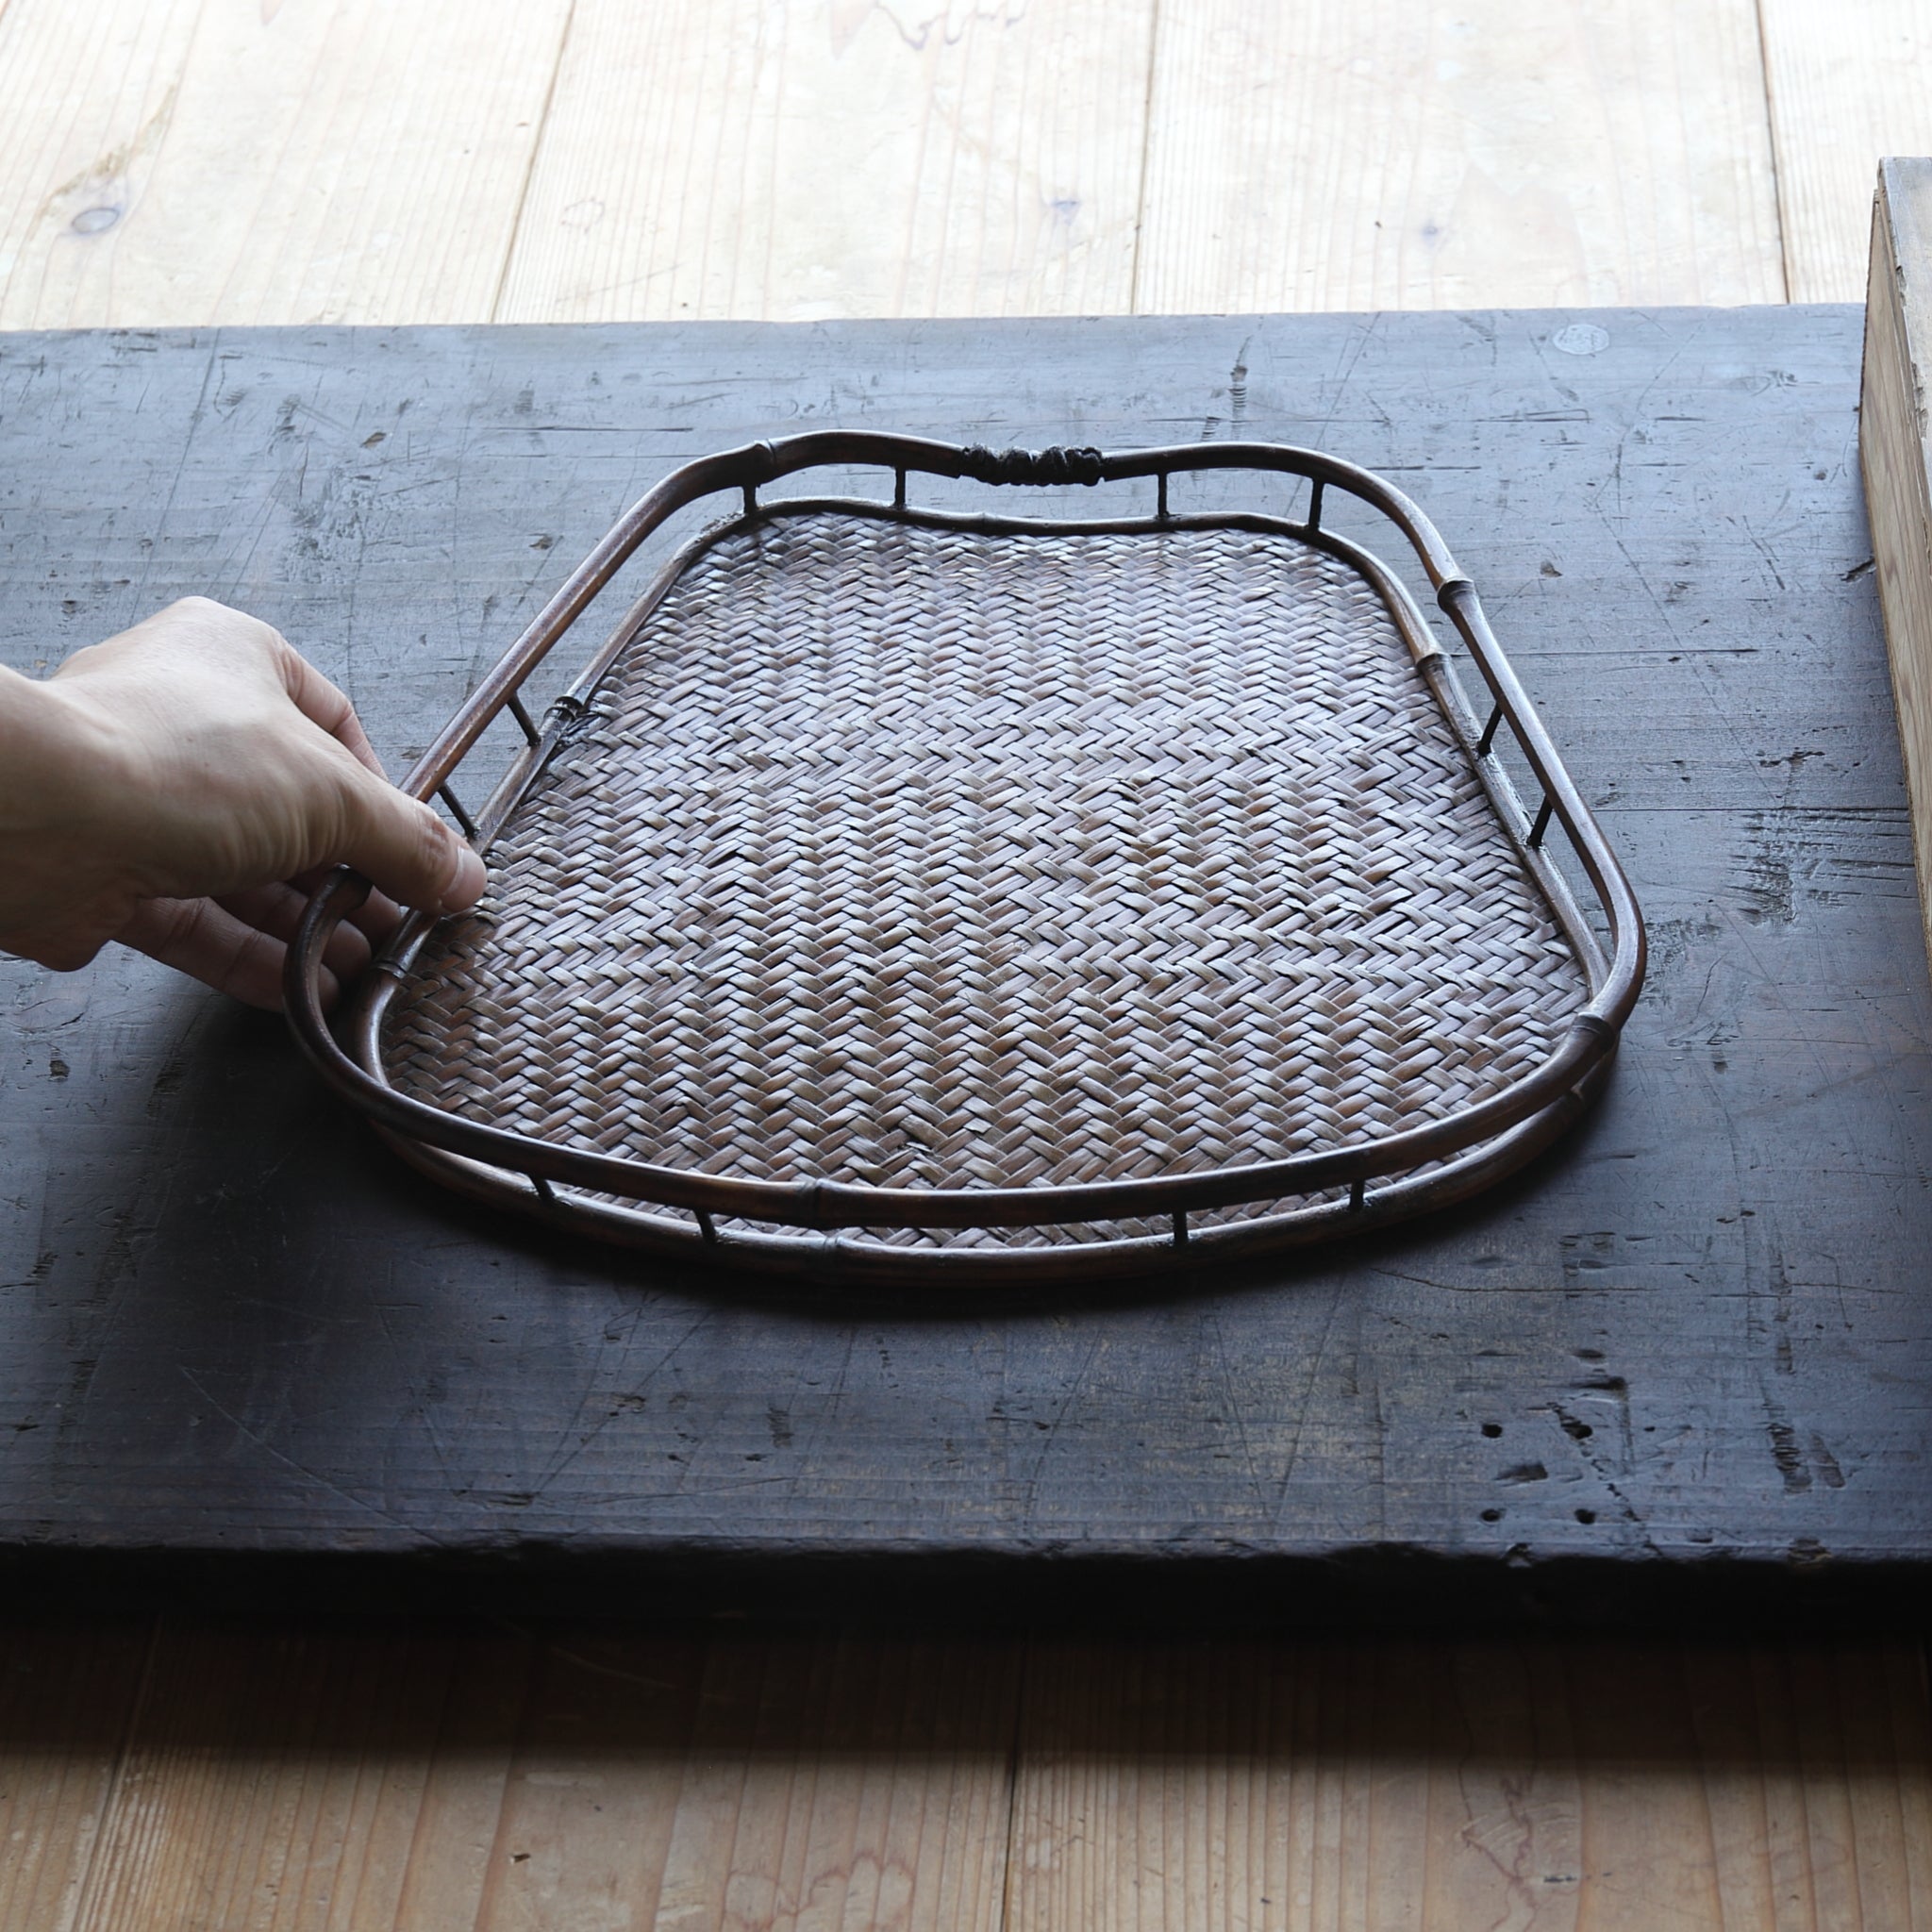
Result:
[337, 771, 487, 913]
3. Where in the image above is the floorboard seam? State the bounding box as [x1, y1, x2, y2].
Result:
[1753, 0, 1798, 303]
[994, 1636, 1032, 1932]
[1127, 0, 1164, 317]
[62, 1615, 163, 1932]
[491, 0, 579, 325]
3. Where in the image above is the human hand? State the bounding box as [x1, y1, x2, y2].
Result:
[0, 597, 485, 1009]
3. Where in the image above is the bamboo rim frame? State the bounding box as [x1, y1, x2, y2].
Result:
[286, 433, 1646, 1284]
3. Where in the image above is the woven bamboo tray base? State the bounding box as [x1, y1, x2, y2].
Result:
[381, 511, 1588, 1248]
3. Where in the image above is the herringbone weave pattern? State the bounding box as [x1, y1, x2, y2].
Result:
[384, 514, 1587, 1241]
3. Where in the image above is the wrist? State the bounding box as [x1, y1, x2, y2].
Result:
[0, 664, 142, 958]
[0, 665, 121, 830]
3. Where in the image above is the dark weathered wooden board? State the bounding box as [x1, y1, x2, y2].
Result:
[1, 308, 1925, 1627]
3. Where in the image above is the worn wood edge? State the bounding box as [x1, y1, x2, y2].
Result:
[0, 302, 1870, 361]
[2, 1544, 1924, 1636]
[1861, 158, 1932, 977]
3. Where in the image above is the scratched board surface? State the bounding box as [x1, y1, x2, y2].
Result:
[0, 310, 1925, 1626]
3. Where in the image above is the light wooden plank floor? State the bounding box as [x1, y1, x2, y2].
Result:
[4, 1, 1932, 1926]
[4, 1622, 1929, 1930]
[6, 0, 1932, 325]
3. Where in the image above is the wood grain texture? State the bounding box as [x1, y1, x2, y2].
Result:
[1860, 161, 1932, 976]
[0, 1623, 154, 1932]
[637, 1635, 1019, 1932]
[1760, 0, 1932, 302]
[64, 1623, 537, 1931]
[0, 0, 1902, 327]
[1134, 0, 1787, 313]
[8, 1626, 1926, 1930]
[1005, 1641, 1932, 1931]
[11, 1624, 1016, 1932]
[494, 0, 1157, 324]
[0, 0, 572, 329]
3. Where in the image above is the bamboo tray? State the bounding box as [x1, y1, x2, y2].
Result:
[288, 434, 1645, 1284]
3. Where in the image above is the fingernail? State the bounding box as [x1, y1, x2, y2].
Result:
[440, 842, 488, 912]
